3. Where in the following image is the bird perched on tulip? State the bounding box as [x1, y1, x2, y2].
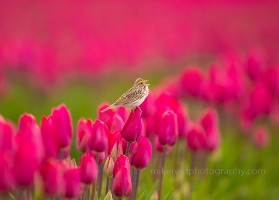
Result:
[101, 78, 149, 112]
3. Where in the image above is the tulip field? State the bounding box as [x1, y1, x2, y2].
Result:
[1, 1, 279, 200]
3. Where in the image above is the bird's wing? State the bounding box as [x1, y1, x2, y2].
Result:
[114, 87, 140, 106]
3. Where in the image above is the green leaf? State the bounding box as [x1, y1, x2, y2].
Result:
[144, 181, 158, 200]
[163, 188, 174, 200]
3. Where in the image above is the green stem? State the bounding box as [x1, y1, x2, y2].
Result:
[125, 142, 131, 156]
[158, 147, 167, 200]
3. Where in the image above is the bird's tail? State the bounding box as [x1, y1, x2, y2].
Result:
[100, 104, 116, 113]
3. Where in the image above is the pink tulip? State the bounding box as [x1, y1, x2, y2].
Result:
[253, 126, 269, 148]
[80, 154, 98, 184]
[40, 158, 64, 195]
[0, 152, 14, 191]
[113, 154, 130, 177]
[63, 167, 82, 198]
[121, 107, 143, 143]
[186, 125, 206, 151]
[115, 107, 128, 122]
[76, 118, 92, 153]
[98, 102, 115, 124]
[112, 167, 132, 198]
[176, 103, 189, 138]
[144, 115, 156, 137]
[140, 93, 155, 118]
[131, 136, 152, 169]
[51, 104, 73, 149]
[0, 116, 16, 153]
[245, 49, 265, 81]
[158, 110, 178, 146]
[41, 116, 59, 158]
[106, 114, 124, 133]
[18, 113, 36, 133]
[88, 119, 109, 153]
[108, 131, 122, 156]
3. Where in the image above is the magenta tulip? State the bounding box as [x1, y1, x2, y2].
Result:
[121, 107, 143, 143]
[18, 113, 36, 133]
[63, 167, 82, 198]
[154, 136, 172, 153]
[176, 103, 189, 138]
[113, 154, 130, 177]
[40, 158, 64, 195]
[88, 119, 109, 153]
[131, 136, 152, 169]
[115, 107, 128, 122]
[80, 154, 98, 184]
[108, 131, 122, 155]
[186, 125, 206, 151]
[51, 104, 73, 149]
[76, 118, 92, 153]
[112, 167, 132, 198]
[98, 102, 115, 124]
[0, 152, 14, 191]
[106, 114, 124, 133]
[158, 110, 178, 146]
[0, 116, 16, 153]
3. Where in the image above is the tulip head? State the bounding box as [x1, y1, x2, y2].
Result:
[121, 107, 143, 143]
[186, 125, 206, 151]
[104, 155, 115, 178]
[88, 119, 109, 153]
[112, 167, 132, 198]
[80, 154, 98, 184]
[113, 154, 130, 177]
[107, 114, 124, 133]
[131, 136, 152, 169]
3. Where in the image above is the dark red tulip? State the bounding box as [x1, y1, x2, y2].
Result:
[121, 107, 143, 143]
[158, 110, 178, 146]
[113, 154, 130, 177]
[51, 104, 73, 149]
[88, 119, 109, 153]
[63, 167, 82, 198]
[253, 126, 269, 148]
[107, 114, 124, 133]
[131, 136, 152, 169]
[112, 167, 132, 198]
[40, 158, 64, 196]
[98, 102, 115, 124]
[80, 154, 98, 184]
[186, 125, 206, 151]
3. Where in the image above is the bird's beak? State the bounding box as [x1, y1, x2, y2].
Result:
[143, 80, 150, 85]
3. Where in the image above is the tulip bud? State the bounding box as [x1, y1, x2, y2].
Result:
[107, 114, 124, 133]
[98, 102, 115, 124]
[40, 158, 64, 195]
[112, 167, 132, 198]
[121, 107, 143, 143]
[131, 136, 152, 169]
[88, 120, 109, 153]
[51, 104, 73, 149]
[80, 154, 98, 184]
[63, 167, 82, 198]
[186, 125, 206, 151]
[253, 126, 269, 148]
[111, 141, 123, 161]
[41, 116, 59, 158]
[104, 155, 114, 178]
[113, 155, 130, 177]
[76, 118, 92, 153]
[158, 110, 178, 146]
[0, 152, 14, 191]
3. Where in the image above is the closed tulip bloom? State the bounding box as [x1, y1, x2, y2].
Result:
[80, 154, 98, 184]
[18, 113, 36, 132]
[158, 110, 178, 146]
[88, 119, 109, 153]
[63, 167, 81, 198]
[98, 102, 115, 124]
[112, 167, 132, 198]
[253, 126, 269, 148]
[0, 152, 14, 191]
[13, 142, 41, 187]
[121, 107, 143, 143]
[176, 103, 189, 138]
[113, 155, 130, 177]
[104, 155, 114, 178]
[108, 131, 122, 155]
[41, 116, 59, 158]
[76, 118, 92, 153]
[131, 136, 152, 169]
[0, 116, 16, 153]
[186, 125, 206, 151]
[51, 104, 73, 149]
[40, 159, 64, 196]
[107, 114, 124, 133]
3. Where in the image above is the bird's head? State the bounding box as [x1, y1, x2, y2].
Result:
[134, 78, 149, 86]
